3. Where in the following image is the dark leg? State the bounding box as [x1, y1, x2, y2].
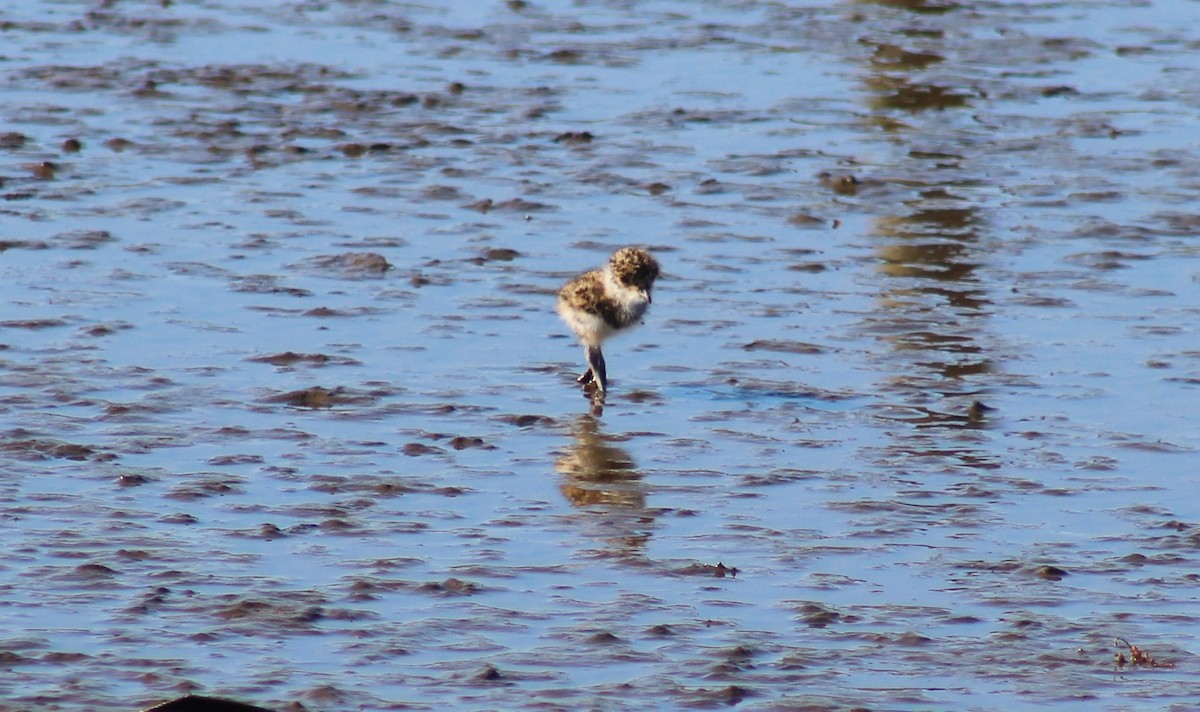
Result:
[585, 345, 607, 392]
[577, 368, 594, 385]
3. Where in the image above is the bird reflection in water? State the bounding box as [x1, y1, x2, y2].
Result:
[555, 414, 654, 560]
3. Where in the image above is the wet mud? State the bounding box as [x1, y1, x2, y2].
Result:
[2, 0, 1200, 710]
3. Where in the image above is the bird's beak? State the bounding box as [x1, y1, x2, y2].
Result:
[644, 289, 652, 304]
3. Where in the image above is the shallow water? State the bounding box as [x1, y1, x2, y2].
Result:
[2, 0, 1200, 710]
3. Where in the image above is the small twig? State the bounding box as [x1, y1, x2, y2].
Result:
[1114, 637, 1174, 669]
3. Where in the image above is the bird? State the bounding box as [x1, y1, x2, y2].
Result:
[556, 247, 660, 394]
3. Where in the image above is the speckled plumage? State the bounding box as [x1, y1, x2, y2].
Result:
[557, 247, 659, 393]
